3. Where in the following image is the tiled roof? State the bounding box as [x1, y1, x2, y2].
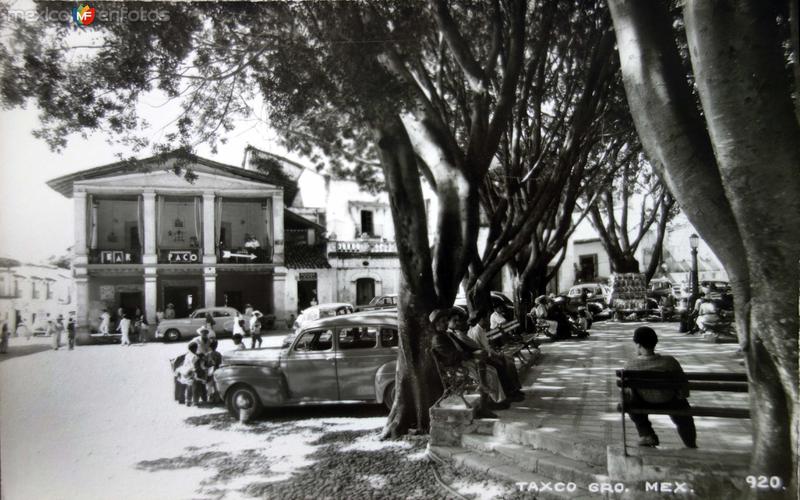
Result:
[285, 244, 331, 269]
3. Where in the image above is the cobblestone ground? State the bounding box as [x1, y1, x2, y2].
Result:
[0, 333, 511, 500]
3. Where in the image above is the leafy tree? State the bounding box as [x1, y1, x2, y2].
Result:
[608, 0, 799, 493]
[459, 0, 628, 321]
[0, 0, 526, 437]
[585, 153, 676, 280]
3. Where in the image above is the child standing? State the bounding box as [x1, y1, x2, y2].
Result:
[250, 311, 263, 349]
[206, 340, 223, 403]
[176, 343, 200, 406]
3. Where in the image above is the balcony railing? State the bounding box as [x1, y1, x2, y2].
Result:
[89, 249, 142, 264]
[328, 240, 397, 255]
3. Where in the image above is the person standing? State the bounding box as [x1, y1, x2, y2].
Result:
[164, 303, 176, 320]
[119, 313, 132, 346]
[115, 307, 125, 333]
[67, 317, 76, 350]
[205, 340, 223, 403]
[98, 309, 111, 335]
[623, 327, 697, 448]
[0, 321, 9, 354]
[243, 304, 254, 337]
[52, 316, 66, 350]
[250, 311, 263, 349]
[16, 319, 30, 341]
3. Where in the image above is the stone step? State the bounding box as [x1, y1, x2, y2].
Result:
[462, 433, 609, 485]
[430, 445, 599, 500]
[492, 420, 608, 466]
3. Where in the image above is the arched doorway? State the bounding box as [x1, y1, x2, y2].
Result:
[355, 278, 375, 305]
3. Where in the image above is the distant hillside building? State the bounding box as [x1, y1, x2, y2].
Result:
[0, 262, 73, 332]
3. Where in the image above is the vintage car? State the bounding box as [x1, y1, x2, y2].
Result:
[155, 306, 241, 342]
[292, 302, 354, 331]
[453, 291, 515, 319]
[566, 283, 612, 317]
[355, 294, 398, 312]
[214, 310, 399, 421]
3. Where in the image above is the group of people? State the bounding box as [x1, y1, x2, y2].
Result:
[430, 307, 525, 419]
[48, 314, 77, 350]
[98, 306, 149, 346]
[529, 295, 578, 339]
[686, 292, 725, 334]
[429, 304, 696, 449]
[174, 327, 223, 406]
[231, 303, 265, 349]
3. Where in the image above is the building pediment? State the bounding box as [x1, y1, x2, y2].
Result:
[75, 168, 280, 193]
[48, 152, 294, 198]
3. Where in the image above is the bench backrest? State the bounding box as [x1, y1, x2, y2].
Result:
[616, 369, 748, 393]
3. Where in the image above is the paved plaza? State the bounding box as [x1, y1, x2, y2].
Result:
[502, 320, 751, 453]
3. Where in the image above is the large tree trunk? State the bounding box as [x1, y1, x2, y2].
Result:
[609, 253, 640, 274]
[609, 0, 800, 494]
[383, 277, 442, 438]
[375, 117, 442, 438]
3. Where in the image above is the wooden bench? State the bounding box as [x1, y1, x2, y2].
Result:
[487, 319, 538, 362]
[616, 369, 750, 453]
[431, 351, 478, 407]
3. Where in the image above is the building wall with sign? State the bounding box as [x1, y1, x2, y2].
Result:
[284, 268, 337, 314]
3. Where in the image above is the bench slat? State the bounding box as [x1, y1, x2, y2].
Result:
[618, 403, 750, 419]
[617, 380, 748, 392]
[616, 370, 747, 382]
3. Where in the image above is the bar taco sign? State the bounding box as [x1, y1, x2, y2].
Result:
[167, 250, 200, 263]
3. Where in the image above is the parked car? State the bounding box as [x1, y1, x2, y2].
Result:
[647, 278, 675, 302]
[355, 294, 397, 312]
[453, 291, 515, 319]
[155, 306, 240, 342]
[566, 283, 611, 317]
[214, 310, 399, 420]
[293, 303, 355, 331]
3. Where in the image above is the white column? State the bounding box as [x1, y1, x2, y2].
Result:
[74, 192, 88, 265]
[204, 268, 216, 308]
[273, 192, 284, 265]
[202, 193, 216, 264]
[144, 272, 157, 325]
[143, 191, 157, 265]
[75, 276, 89, 330]
[273, 270, 287, 323]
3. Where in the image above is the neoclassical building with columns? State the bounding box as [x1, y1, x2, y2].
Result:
[48, 148, 414, 336]
[48, 151, 292, 334]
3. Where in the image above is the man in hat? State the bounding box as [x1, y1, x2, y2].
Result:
[466, 311, 525, 402]
[623, 326, 697, 448]
[430, 308, 506, 418]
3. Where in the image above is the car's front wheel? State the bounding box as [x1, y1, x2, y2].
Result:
[383, 382, 395, 411]
[165, 329, 181, 342]
[226, 384, 263, 422]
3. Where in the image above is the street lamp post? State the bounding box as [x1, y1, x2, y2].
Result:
[689, 234, 700, 298]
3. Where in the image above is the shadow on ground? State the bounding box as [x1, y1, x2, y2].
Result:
[0, 342, 54, 362]
[136, 406, 447, 499]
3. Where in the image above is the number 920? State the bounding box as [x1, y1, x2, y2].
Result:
[746, 476, 783, 490]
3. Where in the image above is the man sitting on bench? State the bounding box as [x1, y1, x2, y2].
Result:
[430, 308, 507, 418]
[623, 326, 697, 448]
[466, 311, 525, 402]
